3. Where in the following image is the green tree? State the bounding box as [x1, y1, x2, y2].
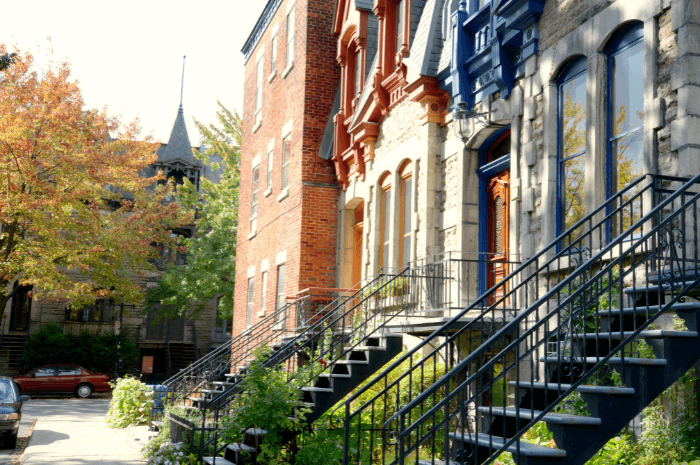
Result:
[148, 102, 241, 321]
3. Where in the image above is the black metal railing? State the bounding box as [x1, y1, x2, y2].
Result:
[193, 268, 457, 460]
[389, 174, 700, 464]
[336, 173, 685, 464]
[159, 297, 299, 409]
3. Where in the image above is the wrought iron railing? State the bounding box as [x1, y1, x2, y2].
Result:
[335, 173, 683, 464]
[159, 298, 299, 408]
[194, 269, 454, 459]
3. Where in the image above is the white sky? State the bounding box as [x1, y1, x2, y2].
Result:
[3, 0, 268, 144]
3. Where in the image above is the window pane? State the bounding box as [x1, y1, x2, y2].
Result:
[276, 265, 285, 309]
[383, 187, 391, 244]
[35, 367, 56, 377]
[612, 129, 644, 234]
[282, 137, 290, 189]
[267, 151, 273, 190]
[560, 73, 587, 159]
[261, 272, 267, 310]
[396, 0, 404, 55]
[403, 236, 410, 268]
[561, 154, 586, 235]
[611, 41, 644, 137]
[286, 10, 295, 65]
[271, 35, 277, 69]
[252, 167, 259, 219]
[246, 278, 254, 326]
[58, 366, 81, 376]
[0, 380, 14, 401]
[355, 51, 362, 98]
[403, 178, 411, 235]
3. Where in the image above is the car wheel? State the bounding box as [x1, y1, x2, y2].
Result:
[75, 383, 93, 399]
[5, 431, 17, 449]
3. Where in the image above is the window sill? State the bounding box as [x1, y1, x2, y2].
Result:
[282, 63, 294, 79]
[272, 322, 286, 331]
[277, 188, 289, 202]
[257, 310, 266, 318]
[264, 187, 273, 198]
[252, 120, 262, 134]
[268, 70, 277, 83]
[247, 230, 257, 240]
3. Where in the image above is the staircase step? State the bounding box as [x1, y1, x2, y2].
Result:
[318, 372, 352, 379]
[448, 432, 566, 459]
[624, 281, 699, 295]
[509, 381, 635, 396]
[595, 302, 700, 317]
[540, 356, 667, 366]
[344, 345, 386, 351]
[334, 359, 369, 365]
[226, 442, 256, 453]
[570, 330, 698, 339]
[301, 386, 334, 393]
[203, 457, 235, 465]
[477, 406, 601, 426]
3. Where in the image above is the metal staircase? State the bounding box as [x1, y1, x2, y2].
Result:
[336, 173, 700, 464]
[196, 269, 451, 463]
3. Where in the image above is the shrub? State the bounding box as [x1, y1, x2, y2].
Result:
[106, 376, 153, 428]
[142, 440, 199, 465]
[22, 323, 138, 375]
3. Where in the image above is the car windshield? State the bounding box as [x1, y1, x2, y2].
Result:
[0, 380, 15, 402]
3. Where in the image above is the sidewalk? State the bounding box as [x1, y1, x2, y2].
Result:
[19, 398, 146, 465]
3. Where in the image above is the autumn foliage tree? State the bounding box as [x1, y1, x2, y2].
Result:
[0, 46, 187, 317]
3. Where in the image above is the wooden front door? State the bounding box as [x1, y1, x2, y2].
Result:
[351, 202, 364, 288]
[487, 170, 510, 304]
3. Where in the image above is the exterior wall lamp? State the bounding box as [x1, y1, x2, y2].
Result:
[453, 102, 487, 144]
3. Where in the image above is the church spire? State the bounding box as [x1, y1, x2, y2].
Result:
[179, 55, 186, 110]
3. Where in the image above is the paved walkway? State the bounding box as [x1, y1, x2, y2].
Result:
[15, 398, 148, 465]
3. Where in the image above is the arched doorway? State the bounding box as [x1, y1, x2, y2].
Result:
[10, 284, 32, 331]
[341, 199, 365, 289]
[477, 129, 511, 302]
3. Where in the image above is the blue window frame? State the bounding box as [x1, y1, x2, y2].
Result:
[556, 57, 587, 242]
[606, 23, 644, 236]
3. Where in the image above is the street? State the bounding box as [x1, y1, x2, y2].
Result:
[0, 398, 149, 465]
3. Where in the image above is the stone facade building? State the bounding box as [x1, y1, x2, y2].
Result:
[0, 105, 226, 379]
[235, 0, 699, 343]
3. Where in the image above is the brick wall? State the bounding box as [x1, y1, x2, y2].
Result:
[234, 0, 340, 339]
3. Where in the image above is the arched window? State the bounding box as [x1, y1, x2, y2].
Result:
[557, 57, 587, 238]
[398, 161, 413, 268]
[379, 173, 392, 270]
[607, 23, 644, 232]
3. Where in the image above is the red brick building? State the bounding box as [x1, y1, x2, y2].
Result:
[234, 0, 340, 336]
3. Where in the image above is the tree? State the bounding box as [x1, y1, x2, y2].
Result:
[0, 45, 186, 317]
[148, 102, 240, 321]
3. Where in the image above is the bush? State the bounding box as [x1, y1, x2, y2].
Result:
[106, 376, 153, 428]
[22, 323, 138, 375]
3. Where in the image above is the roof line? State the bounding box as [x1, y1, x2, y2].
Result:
[241, 0, 284, 60]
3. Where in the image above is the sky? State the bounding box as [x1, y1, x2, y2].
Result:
[2, 0, 268, 144]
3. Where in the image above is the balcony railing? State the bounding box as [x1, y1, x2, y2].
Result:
[63, 321, 116, 337]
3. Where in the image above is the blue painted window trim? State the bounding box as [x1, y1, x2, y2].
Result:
[476, 126, 510, 296]
[556, 57, 587, 242]
[605, 22, 644, 242]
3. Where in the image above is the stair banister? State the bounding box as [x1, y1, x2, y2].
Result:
[389, 173, 700, 463]
[335, 173, 688, 464]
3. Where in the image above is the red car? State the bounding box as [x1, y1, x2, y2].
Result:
[13, 365, 111, 398]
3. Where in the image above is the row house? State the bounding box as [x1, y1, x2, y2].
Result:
[226, 0, 700, 461]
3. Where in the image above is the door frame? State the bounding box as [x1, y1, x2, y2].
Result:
[476, 127, 511, 296]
